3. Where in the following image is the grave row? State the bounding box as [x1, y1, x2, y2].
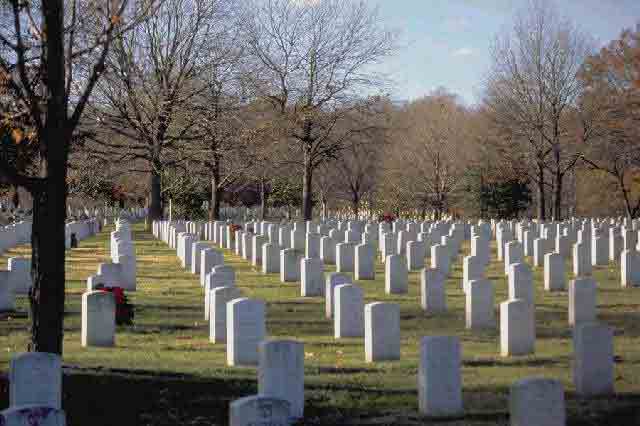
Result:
[0, 218, 100, 312]
[149, 216, 623, 425]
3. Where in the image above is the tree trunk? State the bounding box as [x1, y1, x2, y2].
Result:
[321, 195, 327, 220]
[29, 0, 68, 355]
[302, 150, 313, 221]
[148, 168, 162, 222]
[553, 170, 563, 221]
[537, 163, 546, 221]
[29, 182, 67, 354]
[352, 194, 360, 218]
[209, 157, 220, 221]
[259, 178, 267, 220]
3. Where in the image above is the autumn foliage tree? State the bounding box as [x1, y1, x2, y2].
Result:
[579, 25, 640, 218]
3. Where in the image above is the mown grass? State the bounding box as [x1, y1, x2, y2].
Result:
[1, 223, 640, 425]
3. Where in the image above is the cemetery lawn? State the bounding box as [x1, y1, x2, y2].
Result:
[2, 224, 640, 425]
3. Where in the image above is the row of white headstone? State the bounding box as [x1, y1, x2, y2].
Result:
[81, 218, 137, 347]
[0, 218, 100, 313]
[152, 218, 601, 425]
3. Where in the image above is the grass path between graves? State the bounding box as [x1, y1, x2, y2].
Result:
[2, 223, 640, 425]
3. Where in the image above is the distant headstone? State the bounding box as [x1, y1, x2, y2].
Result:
[420, 268, 446, 314]
[385, 254, 408, 294]
[300, 258, 323, 297]
[325, 273, 351, 319]
[568, 278, 597, 326]
[280, 249, 300, 282]
[544, 252, 565, 291]
[354, 243, 375, 280]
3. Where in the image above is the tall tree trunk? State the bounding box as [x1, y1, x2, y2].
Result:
[209, 155, 220, 221]
[537, 163, 546, 221]
[553, 170, 563, 221]
[29, 0, 68, 355]
[618, 173, 634, 219]
[352, 194, 360, 218]
[29, 178, 67, 355]
[259, 177, 267, 220]
[148, 167, 162, 222]
[321, 194, 327, 220]
[302, 148, 313, 221]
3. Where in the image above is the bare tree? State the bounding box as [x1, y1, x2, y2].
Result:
[243, 0, 397, 220]
[332, 100, 390, 217]
[0, 0, 155, 353]
[87, 0, 234, 223]
[484, 0, 592, 220]
[384, 90, 474, 220]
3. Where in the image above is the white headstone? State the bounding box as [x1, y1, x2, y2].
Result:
[233, 396, 291, 426]
[466, 279, 494, 330]
[500, 299, 534, 356]
[544, 252, 565, 291]
[81, 290, 116, 347]
[258, 340, 304, 419]
[354, 243, 375, 280]
[325, 273, 351, 319]
[262, 243, 280, 274]
[573, 322, 614, 396]
[509, 378, 565, 426]
[364, 302, 400, 362]
[227, 298, 266, 366]
[385, 254, 408, 294]
[300, 258, 323, 297]
[10, 352, 61, 409]
[621, 249, 640, 287]
[209, 286, 241, 343]
[568, 278, 597, 326]
[418, 336, 463, 417]
[336, 242, 356, 273]
[280, 248, 300, 282]
[420, 268, 446, 313]
[334, 284, 364, 338]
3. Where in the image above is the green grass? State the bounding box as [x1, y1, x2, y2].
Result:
[1, 223, 640, 425]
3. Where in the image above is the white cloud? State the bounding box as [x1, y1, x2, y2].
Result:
[452, 47, 474, 57]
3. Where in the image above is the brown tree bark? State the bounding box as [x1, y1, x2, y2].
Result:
[148, 167, 162, 222]
[302, 146, 313, 221]
[209, 154, 221, 221]
[537, 163, 546, 221]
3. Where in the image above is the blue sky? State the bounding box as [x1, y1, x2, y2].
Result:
[369, 0, 640, 105]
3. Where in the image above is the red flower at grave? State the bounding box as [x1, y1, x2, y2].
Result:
[379, 213, 396, 223]
[96, 285, 134, 326]
[230, 224, 242, 233]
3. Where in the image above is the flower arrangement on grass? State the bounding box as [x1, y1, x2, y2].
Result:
[380, 213, 396, 223]
[230, 223, 242, 233]
[95, 285, 134, 325]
